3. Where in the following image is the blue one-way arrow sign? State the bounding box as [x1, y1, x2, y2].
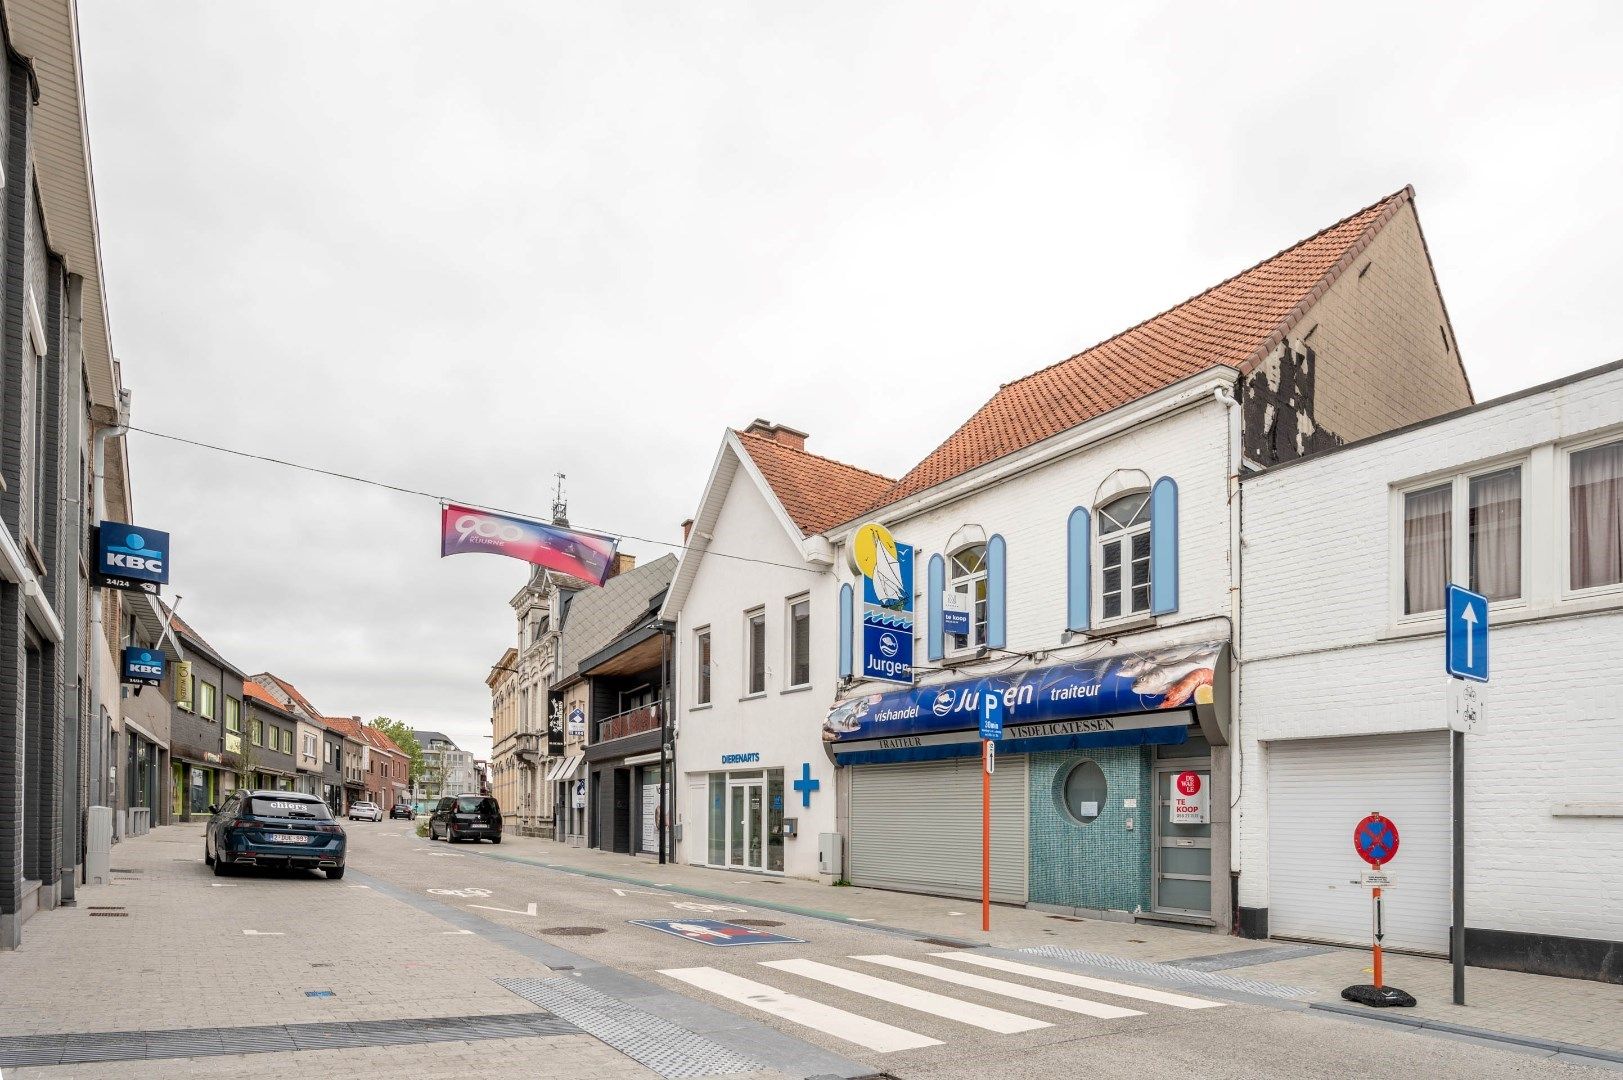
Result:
[1446, 584, 1489, 682]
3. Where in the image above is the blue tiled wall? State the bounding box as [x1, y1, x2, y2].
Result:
[1028, 748, 1151, 912]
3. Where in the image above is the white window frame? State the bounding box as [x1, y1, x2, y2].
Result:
[946, 544, 988, 655]
[1389, 454, 1533, 624]
[692, 626, 712, 708]
[1095, 490, 1152, 625]
[1558, 431, 1623, 603]
[784, 594, 811, 690]
[743, 607, 766, 697]
[198, 680, 217, 720]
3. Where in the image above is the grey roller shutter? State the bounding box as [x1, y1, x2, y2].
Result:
[849, 757, 1028, 904]
[1267, 732, 1449, 955]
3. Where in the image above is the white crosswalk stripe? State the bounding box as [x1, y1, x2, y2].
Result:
[853, 954, 1144, 1019]
[659, 966, 942, 1053]
[933, 952, 1225, 1010]
[761, 958, 1051, 1034]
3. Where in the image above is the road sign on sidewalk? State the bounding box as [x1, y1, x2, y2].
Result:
[1445, 584, 1489, 682]
[979, 692, 1003, 740]
[630, 919, 806, 947]
[1353, 813, 1399, 867]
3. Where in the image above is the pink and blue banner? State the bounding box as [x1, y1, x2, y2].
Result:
[440, 504, 618, 586]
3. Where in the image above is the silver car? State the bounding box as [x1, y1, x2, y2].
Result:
[347, 800, 383, 822]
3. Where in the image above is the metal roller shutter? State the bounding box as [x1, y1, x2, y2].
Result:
[1266, 732, 1449, 954]
[849, 757, 1028, 904]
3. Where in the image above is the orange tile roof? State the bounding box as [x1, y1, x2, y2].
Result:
[242, 681, 281, 708]
[321, 715, 364, 740]
[876, 188, 1414, 506]
[252, 672, 323, 718]
[734, 429, 894, 536]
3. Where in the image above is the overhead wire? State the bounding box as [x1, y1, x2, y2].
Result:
[126, 425, 823, 575]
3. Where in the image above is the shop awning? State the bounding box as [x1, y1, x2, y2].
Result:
[555, 754, 585, 782]
[543, 757, 568, 783]
[824, 640, 1229, 766]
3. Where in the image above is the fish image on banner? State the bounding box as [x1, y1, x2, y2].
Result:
[440, 504, 619, 586]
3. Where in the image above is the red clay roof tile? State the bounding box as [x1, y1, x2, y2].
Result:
[874, 188, 1413, 506]
[733, 430, 894, 536]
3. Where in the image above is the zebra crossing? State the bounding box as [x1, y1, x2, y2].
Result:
[659, 951, 1223, 1054]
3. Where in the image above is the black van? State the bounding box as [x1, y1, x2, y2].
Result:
[429, 794, 503, 844]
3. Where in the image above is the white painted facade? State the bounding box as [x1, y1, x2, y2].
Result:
[665, 433, 843, 879]
[827, 375, 1241, 922]
[1238, 362, 1623, 969]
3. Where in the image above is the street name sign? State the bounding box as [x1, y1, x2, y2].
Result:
[1445, 584, 1489, 682]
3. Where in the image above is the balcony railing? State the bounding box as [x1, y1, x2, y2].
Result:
[595, 702, 663, 743]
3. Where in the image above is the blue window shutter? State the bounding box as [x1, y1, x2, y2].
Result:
[837, 582, 854, 679]
[927, 554, 945, 662]
[1067, 507, 1091, 631]
[986, 534, 1007, 650]
[1150, 476, 1179, 615]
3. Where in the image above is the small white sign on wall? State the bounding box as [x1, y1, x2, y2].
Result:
[1171, 771, 1209, 825]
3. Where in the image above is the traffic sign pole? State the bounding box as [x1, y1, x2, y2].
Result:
[1452, 727, 1466, 1006]
[981, 737, 991, 933]
[1372, 885, 1384, 988]
[1342, 813, 1415, 1009]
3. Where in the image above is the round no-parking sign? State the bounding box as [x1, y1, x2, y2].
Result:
[1353, 813, 1400, 867]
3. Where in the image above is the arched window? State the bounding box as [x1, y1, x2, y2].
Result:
[1098, 491, 1151, 619]
[949, 543, 988, 651]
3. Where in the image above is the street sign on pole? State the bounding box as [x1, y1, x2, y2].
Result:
[979, 692, 1004, 741]
[1354, 813, 1400, 867]
[1341, 812, 1415, 1009]
[980, 738, 992, 933]
[1445, 584, 1489, 682]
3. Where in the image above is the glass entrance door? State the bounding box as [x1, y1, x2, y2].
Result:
[727, 779, 764, 869]
[1152, 764, 1213, 915]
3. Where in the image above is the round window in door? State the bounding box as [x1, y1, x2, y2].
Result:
[1059, 760, 1107, 825]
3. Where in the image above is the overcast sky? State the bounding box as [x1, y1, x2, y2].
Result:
[79, 2, 1621, 752]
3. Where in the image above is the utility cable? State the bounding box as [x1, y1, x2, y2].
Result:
[126, 425, 821, 575]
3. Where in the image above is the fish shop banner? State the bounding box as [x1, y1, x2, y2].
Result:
[824, 640, 1223, 743]
[850, 523, 914, 685]
[440, 504, 618, 586]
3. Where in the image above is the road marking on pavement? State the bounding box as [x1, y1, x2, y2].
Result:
[241, 930, 285, 936]
[347, 885, 371, 889]
[208, 883, 237, 888]
[670, 901, 748, 913]
[853, 955, 1143, 1019]
[660, 967, 940, 1053]
[762, 958, 1049, 1034]
[441, 929, 474, 935]
[934, 953, 1223, 1010]
[848, 917, 875, 922]
[469, 902, 538, 917]
[429, 888, 493, 898]
[611, 887, 664, 897]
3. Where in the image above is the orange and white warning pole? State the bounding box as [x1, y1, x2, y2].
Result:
[981, 737, 991, 932]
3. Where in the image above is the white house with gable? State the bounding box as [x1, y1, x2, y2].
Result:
[662, 421, 890, 879]
[1238, 360, 1623, 983]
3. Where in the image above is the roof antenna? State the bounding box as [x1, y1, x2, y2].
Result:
[551, 473, 568, 527]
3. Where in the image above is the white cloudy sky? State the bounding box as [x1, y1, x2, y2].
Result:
[79, 2, 1621, 751]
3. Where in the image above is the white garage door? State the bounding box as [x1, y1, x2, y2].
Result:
[1267, 732, 1449, 954]
[849, 757, 1028, 904]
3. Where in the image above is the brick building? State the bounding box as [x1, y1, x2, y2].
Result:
[1239, 360, 1623, 982]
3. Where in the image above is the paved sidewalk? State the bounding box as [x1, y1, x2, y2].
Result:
[481, 830, 1623, 1059]
[0, 824, 653, 1079]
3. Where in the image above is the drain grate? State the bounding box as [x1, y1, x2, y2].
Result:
[538, 926, 606, 936]
[87, 906, 124, 911]
[728, 919, 784, 928]
[89, 912, 128, 918]
[499, 977, 760, 1078]
[109, 868, 140, 873]
[918, 937, 971, 948]
[0, 1012, 577, 1068]
[1047, 914, 1086, 923]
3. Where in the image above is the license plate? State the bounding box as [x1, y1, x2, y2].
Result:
[469, 823, 486, 829]
[268, 833, 311, 844]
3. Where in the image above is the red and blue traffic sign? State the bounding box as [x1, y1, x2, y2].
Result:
[1353, 814, 1400, 867]
[630, 919, 806, 947]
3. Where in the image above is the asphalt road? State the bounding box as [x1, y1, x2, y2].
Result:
[341, 819, 1616, 1079]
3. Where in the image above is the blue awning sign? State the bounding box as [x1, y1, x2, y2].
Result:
[825, 640, 1225, 764]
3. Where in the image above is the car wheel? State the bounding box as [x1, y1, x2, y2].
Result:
[326, 866, 345, 880]
[204, 842, 215, 867]
[213, 854, 230, 877]
[490, 836, 501, 845]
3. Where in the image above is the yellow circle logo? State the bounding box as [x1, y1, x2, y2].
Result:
[849, 522, 897, 578]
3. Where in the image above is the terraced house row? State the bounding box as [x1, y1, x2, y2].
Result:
[496, 187, 1623, 985]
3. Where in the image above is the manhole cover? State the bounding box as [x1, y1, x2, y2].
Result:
[539, 926, 606, 936]
[729, 919, 784, 928]
[917, 938, 970, 949]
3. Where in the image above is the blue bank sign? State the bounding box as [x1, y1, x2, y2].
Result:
[121, 646, 166, 687]
[95, 521, 170, 594]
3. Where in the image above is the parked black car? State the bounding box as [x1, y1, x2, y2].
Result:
[390, 803, 415, 819]
[205, 790, 347, 879]
[428, 794, 502, 843]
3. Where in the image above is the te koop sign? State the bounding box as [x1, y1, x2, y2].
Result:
[1170, 770, 1209, 825]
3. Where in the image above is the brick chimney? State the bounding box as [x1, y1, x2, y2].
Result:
[681, 518, 694, 543]
[608, 552, 637, 578]
[743, 419, 808, 451]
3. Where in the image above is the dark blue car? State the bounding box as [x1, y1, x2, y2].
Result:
[205, 790, 347, 879]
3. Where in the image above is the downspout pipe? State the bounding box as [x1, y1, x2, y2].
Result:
[89, 386, 131, 835]
[1213, 385, 1243, 886]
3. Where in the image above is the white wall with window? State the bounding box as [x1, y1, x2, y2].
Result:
[1239, 361, 1623, 981]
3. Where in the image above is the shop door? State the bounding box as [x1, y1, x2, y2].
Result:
[727, 779, 763, 870]
[1152, 764, 1212, 916]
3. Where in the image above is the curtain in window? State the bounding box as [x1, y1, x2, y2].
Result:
[1404, 485, 1451, 614]
[1571, 442, 1623, 590]
[1469, 467, 1521, 601]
